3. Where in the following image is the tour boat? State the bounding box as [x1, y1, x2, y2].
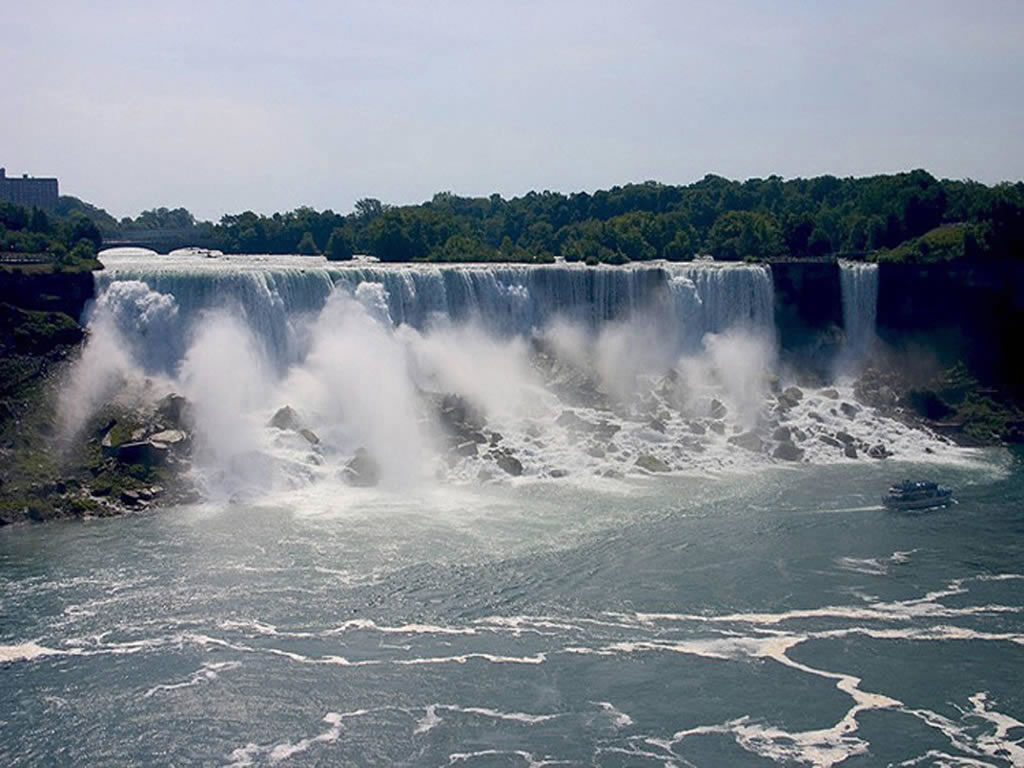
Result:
[882, 480, 954, 510]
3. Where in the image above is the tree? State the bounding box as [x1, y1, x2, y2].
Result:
[296, 231, 319, 255]
[326, 227, 353, 260]
[707, 211, 784, 261]
[68, 214, 102, 251]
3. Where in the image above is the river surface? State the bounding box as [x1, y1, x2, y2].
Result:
[3, 454, 1023, 767]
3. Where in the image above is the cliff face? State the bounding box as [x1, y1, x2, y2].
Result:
[876, 263, 1024, 398]
[0, 269, 95, 322]
[770, 261, 844, 375]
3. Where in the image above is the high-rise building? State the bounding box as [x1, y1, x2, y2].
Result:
[0, 168, 59, 211]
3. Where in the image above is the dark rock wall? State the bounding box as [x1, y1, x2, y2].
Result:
[0, 270, 95, 321]
[770, 261, 843, 375]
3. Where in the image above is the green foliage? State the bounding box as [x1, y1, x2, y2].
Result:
[707, 211, 784, 261]
[296, 230, 319, 255]
[326, 226, 353, 260]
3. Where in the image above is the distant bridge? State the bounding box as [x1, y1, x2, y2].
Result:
[100, 228, 217, 253]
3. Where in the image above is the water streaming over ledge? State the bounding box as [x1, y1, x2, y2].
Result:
[93, 253, 776, 372]
[838, 261, 879, 366]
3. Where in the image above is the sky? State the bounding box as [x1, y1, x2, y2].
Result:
[4, 1, 1023, 221]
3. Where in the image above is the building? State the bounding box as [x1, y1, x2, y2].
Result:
[0, 168, 59, 211]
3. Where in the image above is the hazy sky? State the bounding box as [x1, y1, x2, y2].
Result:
[5, 1, 1023, 220]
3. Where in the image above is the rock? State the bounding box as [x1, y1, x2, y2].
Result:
[791, 426, 808, 442]
[688, 421, 706, 435]
[808, 411, 824, 423]
[489, 432, 503, 446]
[635, 454, 670, 472]
[119, 489, 143, 506]
[783, 386, 804, 403]
[269, 405, 302, 431]
[647, 418, 667, 434]
[835, 430, 855, 445]
[772, 426, 792, 442]
[149, 429, 188, 447]
[867, 443, 891, 459]
[493, 450, 523, 477]
[115, 440, 169, 466]
[877, 386, 898, 407]
[709, 421, 726, 435]
[455, 440, 480, 457]
[298, 428, 320, 445]
[586, 444, 606, 458]
[773, 440, 804, 461]
[342, 448, 380, 487]
[727, 432, 763, 452]
[844, 444, 858, 459]
[438, 394, 485, 436]
[839, 402, 860, 419]
[818, 434, 842, 448]
[709, 399, 728, 420]
[156, 394, 192, 428]
[556, 410, 597, 433]
[819, 388, 839, 400]
[548, 468, 569, 478]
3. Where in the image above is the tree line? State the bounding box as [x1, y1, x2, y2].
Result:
[44, 170, 1024, 264]
[0, 201, 103, 267]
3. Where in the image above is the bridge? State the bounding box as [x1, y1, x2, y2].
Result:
[100, 228, 217, 253]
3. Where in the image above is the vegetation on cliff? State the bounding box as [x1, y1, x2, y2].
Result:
[0, 201, 102, 270]
[67, 170, 1024, 265]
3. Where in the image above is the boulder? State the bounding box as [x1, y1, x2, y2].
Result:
[493, 450, 523, 477]
[156, 394, 192, 428]
[844, 444, 858, 459]
[819, 388, 839, 400]
[839, 402, 860, 419]
[298, 428, 320, 445]
[709, 399, 728, 420]
[818, 434, 842, 448]
[269, 405, 302, 431]
[438, 394, 485, 437]
[635, 454, 670, 472]
[773, 440, 804, 461]
[586, 444, 606, 458]
[120, 489, 144, 506]
[455, 440, 480, 457]
[727, 431, 763, 452]
[709, 421, 726, 435]
[548, 468, 569, 478]
[791, 426, 808, 442]
[114, 440, 169, 466]
[867, 443, 891, 459]
[342, 448, 380, 487]
[646, 418, 667, 434]
[556, 410, 597, 433]
[772, 426, 792, 442]
[688, 421, 706, 435]
[149, 429, 188, 447]
[835, 431, 855, 445]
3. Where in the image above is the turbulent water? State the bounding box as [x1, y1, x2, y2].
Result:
[3, 252, 1022, 766]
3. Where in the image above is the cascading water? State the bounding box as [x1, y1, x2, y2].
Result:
[66, 251, 958, 498]
[838, 260, 879, 366]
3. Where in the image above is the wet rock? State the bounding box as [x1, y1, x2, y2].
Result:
[819, 388, 839, 400]
[791, 426, 808, 442]
[548, 469, 569, 478]
[709, 399, 728, 420]
[157, 394, 192, 429]
[438, 394, 486, 440]
[119, 489, 143, 506]
[586, 444, 606, 458]
[342, 448, 380, 487]
[773, 440, 804, 461]
[646, 418, 667, 434]
[298, 428, 320, 445]
[688, 421, 706, 435]
[835, 431, 855, 445]
[727, 432, 763, 452]
[777, 387, 804, 410]
[635, 454, 670, 472]
[844, 444, 859, 459]
[867, 443, 891, 459]
[818, 434, 842, 448]
[839, 402, 860, 419]
[709, 421, 726, 435]
[772, 426, 792, 442]
[269, 405, 302, 431]
[680, 436, 706, 453]
[116, 440, 169, 466]
[455, 440, 480, 457]
[493, 450, 523, 477]
[877, 386, 898, 407]
[489, 432, 503, 446]
[808, 412, 824, 423]
[149, 429, 188, 447]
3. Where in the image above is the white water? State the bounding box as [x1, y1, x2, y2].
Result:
[63, 253, 969, 501]
[839, 261, 879, 368]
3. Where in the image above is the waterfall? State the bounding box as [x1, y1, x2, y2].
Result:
[93, 253, 776, 374]
[839, 261, 878, 365]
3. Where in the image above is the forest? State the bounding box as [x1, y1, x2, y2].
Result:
[7, 170, 1024, 265]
